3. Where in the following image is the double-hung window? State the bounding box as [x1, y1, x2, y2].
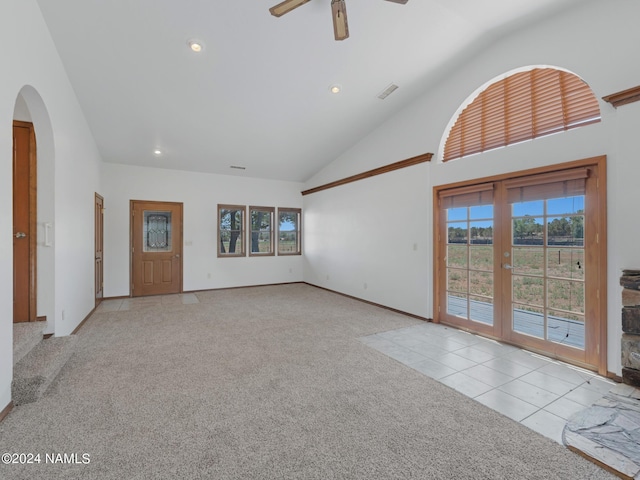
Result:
[278, 208, 301, 255]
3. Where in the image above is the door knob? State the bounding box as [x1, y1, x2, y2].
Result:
[503, 263, 514, 270]
[174, 254, 180, 259]
[14, 232, 26, 238]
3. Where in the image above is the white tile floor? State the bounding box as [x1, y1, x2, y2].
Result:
[95, 293, 200, 312]
[360, 322, 617, 444]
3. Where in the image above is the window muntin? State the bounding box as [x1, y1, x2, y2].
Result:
[278, 208, 301, 255]
[249, 206, 275, 256]
[218, 205, 245, 257]
[443, 68, 601, 162]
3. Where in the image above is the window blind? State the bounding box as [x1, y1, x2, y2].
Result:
[504, 167, 589, 204]
[444, 69, 601, 162]
[439, 182, 494, 209]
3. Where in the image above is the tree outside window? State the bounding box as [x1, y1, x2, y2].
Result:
[249, 206, 274, 256]
[218, 205, 245, 257]
[278, 208, 301, 255]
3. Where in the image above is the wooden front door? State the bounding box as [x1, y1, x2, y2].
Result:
[435, 157, 607, 374]
[13, 121, 37, 323]
[95, 193, 104, 305]
[131, 200, 183, 297]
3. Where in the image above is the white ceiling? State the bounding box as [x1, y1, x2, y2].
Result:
[35, 0, 581, 182]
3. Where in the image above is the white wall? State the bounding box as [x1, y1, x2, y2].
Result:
[303, 0, 640, 375]
[304, 163, 431, 317]
[0, 0, 102, 409]
[101, 163, 304, 296]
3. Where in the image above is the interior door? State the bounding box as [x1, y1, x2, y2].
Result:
[131, 200, 183, 297]
[436, 159, 606, 372]
[13, 121, 37, 323]
[95, 193, 104, 305]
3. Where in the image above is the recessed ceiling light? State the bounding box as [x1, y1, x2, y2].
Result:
[153, 149, 162, 156]
[329, 84, 342, 94]
[187, 39, 203, 53]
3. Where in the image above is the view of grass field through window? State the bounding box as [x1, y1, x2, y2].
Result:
[446, 195, 586, 348]
[278, 209, 301, 255]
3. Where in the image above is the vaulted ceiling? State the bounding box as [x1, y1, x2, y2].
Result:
[36, 0, 582, 182]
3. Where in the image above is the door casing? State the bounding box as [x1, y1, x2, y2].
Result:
[95, 193, 104, 306]
[130, 200, 183, 297]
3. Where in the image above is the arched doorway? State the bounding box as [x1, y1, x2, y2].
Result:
[12, 86, 55, 330]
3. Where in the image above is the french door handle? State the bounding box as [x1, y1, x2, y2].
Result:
[14, 232, 27, 238]
[503, 263, 514, 270]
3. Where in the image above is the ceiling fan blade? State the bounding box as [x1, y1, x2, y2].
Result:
[385, 0, 409, 4]
[269, 0, 311, 17]
[331, 0, 349, 41]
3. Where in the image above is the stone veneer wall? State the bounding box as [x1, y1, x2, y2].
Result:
[621, 270, 640, 387]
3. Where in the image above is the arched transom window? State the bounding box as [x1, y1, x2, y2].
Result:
[443, 68, 601, 162]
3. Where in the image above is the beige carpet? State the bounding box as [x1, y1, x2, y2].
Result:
[0, 284, 613, 479]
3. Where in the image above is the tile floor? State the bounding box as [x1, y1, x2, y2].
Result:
[359, 322, 617, 444]
[94, 293, 200, 312]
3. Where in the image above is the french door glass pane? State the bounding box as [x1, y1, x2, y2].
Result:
[547, 310, 585, 348]
[547, 279, 585, 314]
[469, 246, 492, 270]
[512, 247, 544, 275]
[448, 293, 468, 318]
[547, 216, 584, 246]
[447, 244, 468, 268]
[546, 248, 584, 279]
[470, 295, 493, 325]
[547, 196, 584, 215]
[513, 304, 545, 339]
[447, 268, 468, 293]
[512, 217, 544, 245]
[448, 222, 468, 243]
[446, 206, 494, 325]
[510, 194, 586, 349]
[512, 275, 544, 307]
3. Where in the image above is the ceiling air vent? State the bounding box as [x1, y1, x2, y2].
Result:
[377, 83, 399, 100]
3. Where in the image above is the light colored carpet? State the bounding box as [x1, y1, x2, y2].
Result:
[0, 284, 613, 479]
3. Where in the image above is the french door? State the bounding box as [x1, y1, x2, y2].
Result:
[435, 158, 606, 373]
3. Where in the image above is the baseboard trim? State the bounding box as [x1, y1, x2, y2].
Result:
[0, 401, 13, 423]
[606, 372, 623, 383]
[304, 282, 431, 322]
[71, 307, 97, 335]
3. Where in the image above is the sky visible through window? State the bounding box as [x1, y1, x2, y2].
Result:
[447, 196, 584, 228]
[279, 219, 296, 231]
